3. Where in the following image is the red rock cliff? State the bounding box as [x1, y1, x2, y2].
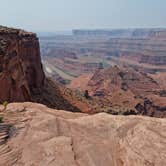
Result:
[0, 26, 84, 112]
[0, 26, 45, 102]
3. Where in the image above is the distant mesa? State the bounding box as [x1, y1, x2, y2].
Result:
[72, 28, 166, 38]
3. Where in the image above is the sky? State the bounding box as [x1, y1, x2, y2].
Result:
[0, 0, 166, 32]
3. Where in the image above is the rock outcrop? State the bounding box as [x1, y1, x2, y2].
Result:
[70, 66, 166, 117]
[0, 26, 45, 103]
[135, 98, 166, 117]
[0, 26, 89, 112]
[0, 102, 166, 166]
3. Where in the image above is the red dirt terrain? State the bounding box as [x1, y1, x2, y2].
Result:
[70, 66, 166, 117]
[149, 72, 166, 89]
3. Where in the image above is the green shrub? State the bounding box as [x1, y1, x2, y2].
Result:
[0, 116, 3, 123]
[84, 90, 90, 99]
[2, 101, 8, 111]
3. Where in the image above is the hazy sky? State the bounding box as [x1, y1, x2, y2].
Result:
[0, 0, 166, 32]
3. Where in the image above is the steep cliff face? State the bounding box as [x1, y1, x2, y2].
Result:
[0, 26, 89, 112]
[0, 26, 45, 102]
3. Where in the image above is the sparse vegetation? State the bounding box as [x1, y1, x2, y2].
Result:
[98, 62, 104, 69]
[118, 71, 126, 79]
[2, 101, 9, 111]
[84, 90, 90, 99]
[0, 116, 3, 123]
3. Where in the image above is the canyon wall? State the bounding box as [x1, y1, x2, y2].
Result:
[107, 35, 166, 73]
[0, 26, 45, 102]
[0, 26, 90, 112]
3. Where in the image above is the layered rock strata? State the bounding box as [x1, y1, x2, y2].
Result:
[0, 26, 45, 102]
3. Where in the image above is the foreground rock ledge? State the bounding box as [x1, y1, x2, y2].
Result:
[0, 102, 166, 166]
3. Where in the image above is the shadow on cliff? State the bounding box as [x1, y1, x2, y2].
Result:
[31, 78, 81, 112]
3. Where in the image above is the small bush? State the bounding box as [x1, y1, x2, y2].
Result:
[3, 101, 8, 111]
[84, 90, 90, 99]
[0, 116, 3, 123]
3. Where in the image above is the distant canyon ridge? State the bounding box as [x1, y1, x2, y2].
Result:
[40, 28, 166, 84]
[40, 28, 166, 117]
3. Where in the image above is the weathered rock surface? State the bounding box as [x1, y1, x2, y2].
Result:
[0, 102, 166, 166]
[0, 26, 45, 103]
